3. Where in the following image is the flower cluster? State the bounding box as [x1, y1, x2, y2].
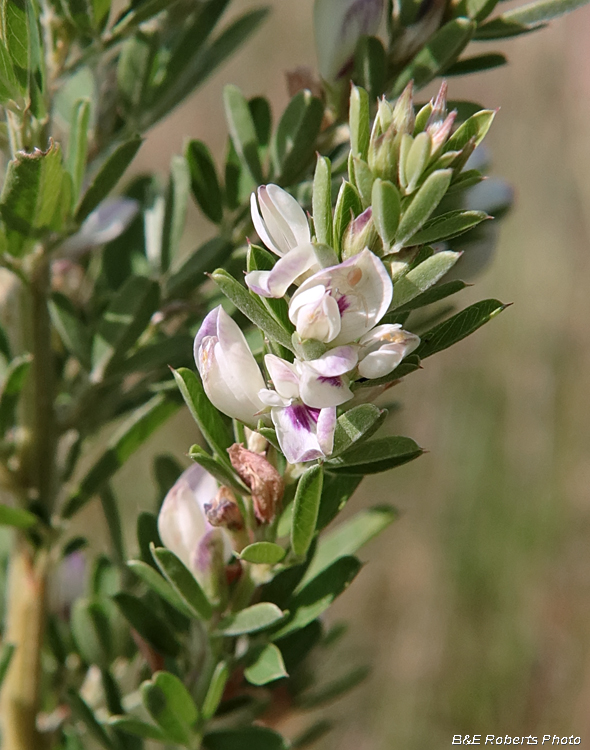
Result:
[194, 184, 419, 464]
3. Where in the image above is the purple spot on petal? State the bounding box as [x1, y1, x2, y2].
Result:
[318, 376, 343, 388]
[288, 404, 320, 430]
[337, 295, 350, 314]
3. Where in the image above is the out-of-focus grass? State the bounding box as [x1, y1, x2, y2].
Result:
[86, 2, 590, 747]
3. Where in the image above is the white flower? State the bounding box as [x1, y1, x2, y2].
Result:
[246, 185, 335, 298]
[157, 465, 233, 589]
[314, 0, 384, 82]
[357, 324, 420, 379]
[289, 249, 393, 345]
[194, 306, 266, 426]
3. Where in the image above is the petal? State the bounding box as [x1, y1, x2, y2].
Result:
[357, 346, 405, 379]
[258, 185, 300, 254]
[246, 243, 320, 298]
[259, 388, 290, 408]
[357, 325, 420, 379]
[271, 404, 325, 463]
[307, 345, 359, 376]
[357, 323, 402, 348]
[194, 306, 221, 369]
[266, 184, 311, 247]
[251, 191, 282, 256]
[289, 288, 342, 343]
[299, 364, 354, 409]
[264, 354, 300, 400]
[316, 406, 337, 456]
[158, 476, 209, 572]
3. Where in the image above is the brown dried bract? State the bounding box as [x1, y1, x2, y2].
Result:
[203, 486, 244, 530]
[228, 443, 284, 524]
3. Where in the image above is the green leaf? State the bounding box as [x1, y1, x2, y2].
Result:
[224, 84, 263, 185]
[201, 661, 229, 720]
[291, 465, 323, 558]
[372, 179, 400, 249]
[203, 727, 288, 750]
[316, 474, 362, 531]
[110, 0, 172, 35]
[91, 275, 160, 377]
[303, 507, 398, 584]
[152, 671, 199, 727]
[0, 41, 22, 104]
[394, 279, 467, 313]
[0, 643, 15, 691]
[394, 169, 452, 249]
[239, 542, 286, 565]
[408, 210, 489, 245]
[312, 156, 332, 245]
[498, 0, 589, 24]
[0, 503, 38, 529]
[140, 679, 192, 746]
[137, 512, 162, 567]
[272, 90, 324, 185]
[0, 353, 31, 434]
[445, 110, 495, 153]
[217, 602, 285, 635]
[415, 298, 507, 358]
[473, 17, 544, 38]
[49, 292, 92, 370]
[354, 35, 387, 103]
[127, 560, 195, 619]
[210, 269, 295, 352]
[62, 394, 178, 518]
[165, 237, 233, 298]
[0, 142, 66, 255]
[390, 251, 461, 309]
[393, 19, 476, 94]
[107, 717, 166, 741]
[400, 132, 432, 193]
[171, 367, 233, 459]
[349, 85, 370, 160]
[245, 643, 288, 686]
[332, 181, 361, 255]
[272, 557, 361, 639]
[114, 335, 192, 377]
[327, 435, 423, 475]
[352, 157, 376, 209]
[67, 99, 90, 202]
[71, 598, 112, 667]
[76, 136, 143, 221]
[161, 155, 190, 272]
[67, 691, 116, 750]
[297, 665, 370, 708]
[445, 53, 507, 76]
[454, 0, 500, 20]
[331, 405, 387, 458]
[152, 545, 213, 621]
[189, 445, 247, 495]
[113, 593, 180, 657]
[186, 140, 223, 224]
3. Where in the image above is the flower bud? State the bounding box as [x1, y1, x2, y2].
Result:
[391, 81, 415, 135]
[357, 324, 420, 379]
[314, 0, 384, 83]
[157, 465, 233, 592]
[341, 207, 380, 259]
[203, 486, 244, 531]
[228, 444, 284, 524]
[194, 306, 266, 426]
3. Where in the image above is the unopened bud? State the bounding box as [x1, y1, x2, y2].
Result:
[368, 125, 403, 182]
[203, 486, 244, 530]
[342, 207, 380, 259]
[391, 81, 415, 135]
[228, 444, 284, 524]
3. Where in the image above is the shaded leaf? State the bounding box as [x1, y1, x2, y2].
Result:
[331, 405, 387, 458]
[107, 717, 166, 741]
[291, 465, 323, 558]
[272, 90, 324, 185]
[113, 593, 179, 657]
[0, 503, 38, 529]
[186, 140, 223, 224]
[218, 602, 285, 635]
[203, 727, 288, 750]
[152, 545, 213, 620]
[202, 661, 229, 721]
[127, 560, 195, 619]
[245, 643, 288, 686]
[445, 53, 507, 76]
[408, 210, 489, 245]
[239, 542, 286, 565]
[390, 251, 461, 309]
[327, 435, 423, 474]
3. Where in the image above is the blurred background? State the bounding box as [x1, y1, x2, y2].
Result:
[75, 1, 590, 746]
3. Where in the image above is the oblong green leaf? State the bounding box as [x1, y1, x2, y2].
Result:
[210, 269, 295, 352]
[127, 560, 195, 619]
[408, 210, 489, 245]
[393, 279, 467, 313]
[224, 84, 263, 184]
[327, 436, 423, 475]
[372, 179, 400, 249]
[332, 181, 361, 255]
[218, 602, 285, 635]
[239, 542, 286, 565]
[272, 90, 324, 185]
[49, 292, 92, 369]
[151, 545, 213, 621]
[107, 717, 166, 741]
[203, 727, 288, 750]
[165, 237, 233, 298]
[67, 98, 90, 202]
[113, 593, 180, 657]
[415, 298, 507, 358]
[0, 503, 38, 529]
[202, 661, 229, 721]
[76, 136, 143, 221]
[394, 169, 452, 249]
[291, 465, 323, 558]
[140, 680, 191, 746]
[244, 643, 288, 686]
[186, 140, 223, 224]
[500, 0, 589, 24]
[331, 405, 387, 458]
[312, 156, 332, 245]
[153, 671, 199, 726]
[445, 53, 507, 76]
[390, 251, 461, 310]
[171, 367, 233, 460]
[349, 86, 370, 161]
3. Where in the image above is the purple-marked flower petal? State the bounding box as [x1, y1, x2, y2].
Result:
[264, 354, 300, 400]
[317, 406, 337, 456]
[307, 345, 359, 376]
[299, 364, 354, 408]
[271, 403, 330, 463]
[194, 306, 266, 425]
